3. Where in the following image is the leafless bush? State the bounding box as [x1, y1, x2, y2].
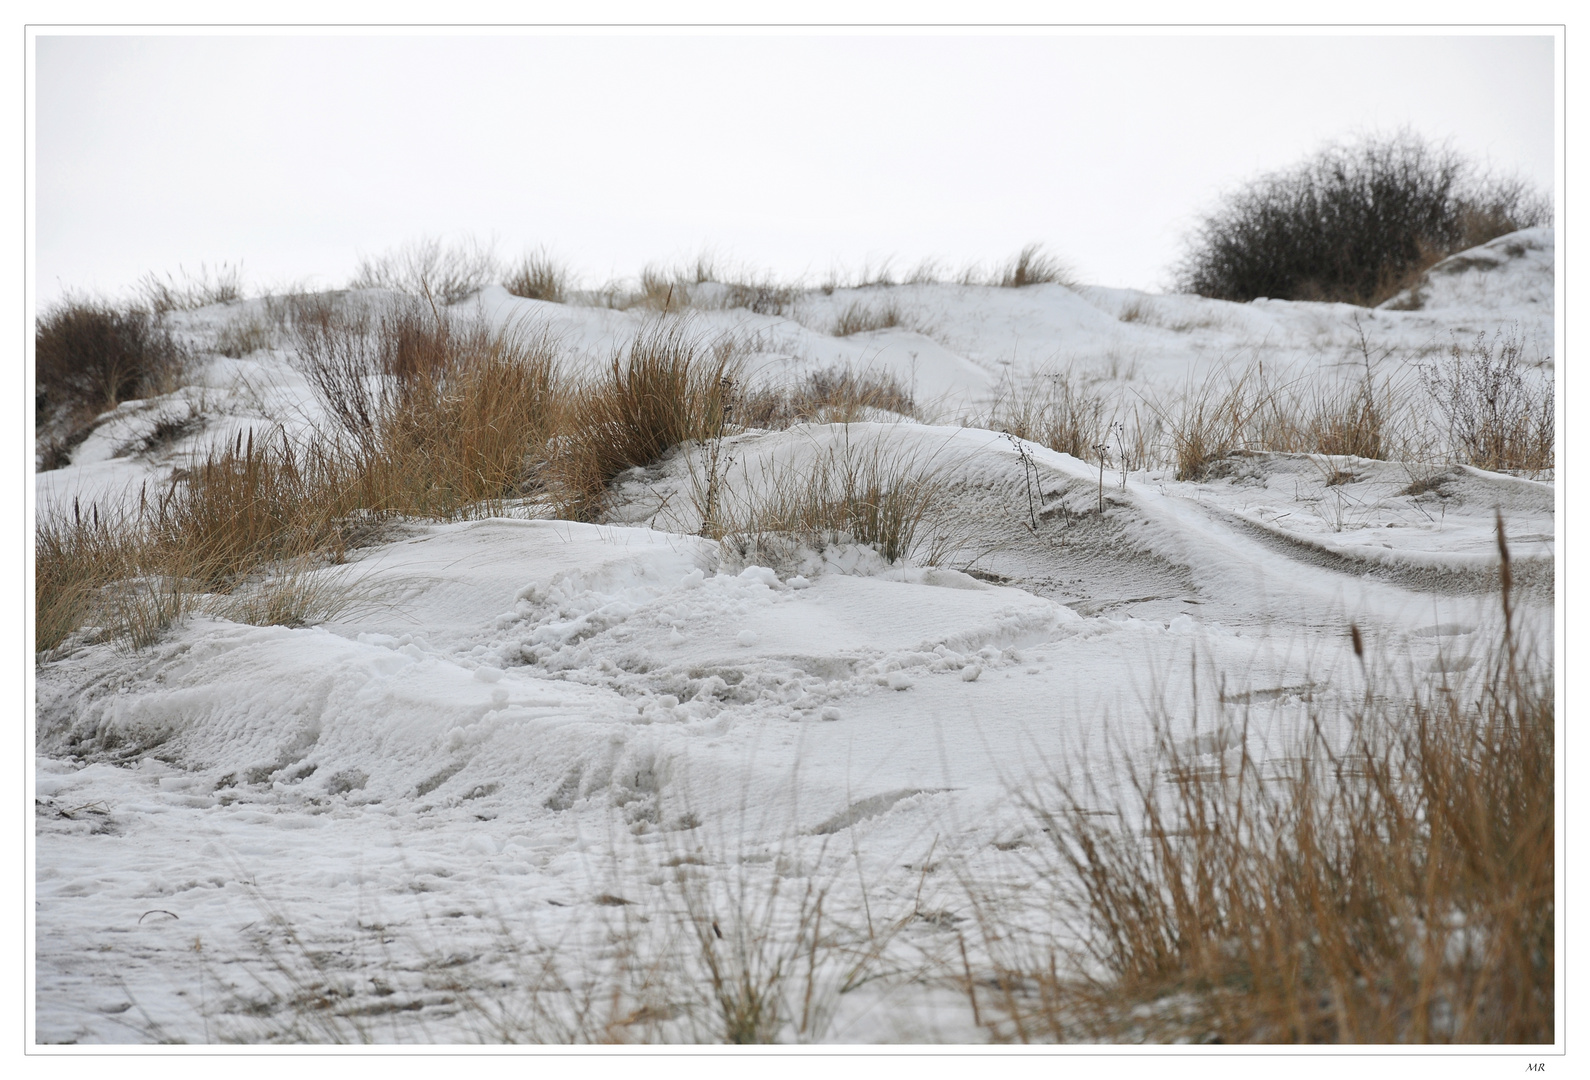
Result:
[350, 236, 502, 306]
[1420, 331, 1554, 473]
[1178, 131, 1551, 305]
[36, 300, 188, 422]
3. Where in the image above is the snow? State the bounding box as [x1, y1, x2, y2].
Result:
[32, 230, 1555, 1043]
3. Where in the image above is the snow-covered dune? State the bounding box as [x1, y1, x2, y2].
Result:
[33, 231, 1555, 1043]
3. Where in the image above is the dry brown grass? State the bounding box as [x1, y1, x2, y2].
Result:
[984, 369, 1111, 463]
[150, 431, 352, 591]
[39, 307, 564, 652]
[735, 366, 917, 429]
[832, 298, 904, 337]
[697, 432, 956, 566]
[35, 436, 365, 653]
[997, 244, 1072, 289]
[970, 526, 1552, 1043]
[633, 265, 688, 312]
[1153, 352, 1403, 480]
[35, 501, 136, 653]
[136, 262, 246, 314]
[1156, 367, 1273, 480]
[548, 321, 740, 520]
[503, 249, 569, 303]
[215, 314, 276, 358]
[365, 334, 564, 518]
[290, 297, 561, 465]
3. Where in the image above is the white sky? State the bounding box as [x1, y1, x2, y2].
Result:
[32, 30, 1556, 305]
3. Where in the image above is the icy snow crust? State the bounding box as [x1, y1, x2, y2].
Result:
[34, 232, 1555, 1043]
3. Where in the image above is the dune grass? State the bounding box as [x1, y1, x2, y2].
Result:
[695, 430, 957, 566]
[996, 243, 1073, 289]
[547, 320, 740, 521]
[964, 525, 1552, 1044]
[503, 249, 570, 303]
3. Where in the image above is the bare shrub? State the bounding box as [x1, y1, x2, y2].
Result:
[1420, 331, 1554, 473]
[504, 249, 570, 303]
[350, 236, 501, 306]
[548, 321, 740, 520]
[997, 244, 1073, 289]
[1178, 131, 1551, 305]
[972, 527, 1552, 1043]
[36, 300, 188, 422]
[286, 298, 384, 448]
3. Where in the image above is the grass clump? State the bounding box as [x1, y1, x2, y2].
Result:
[35, 501, 136, 653]
[698, 431, 954, 565]
[151, 433, 343, 591]
[1178, 131, 1551, 306]
[137, 262, 246, 314]
[35, 436, 359, 653]
[736, 366, 917, 429]
[215, 314, 276, 357]
[997, 244, 1073, 289]
[975, 525, 1552, 1044]
[503, 249, 569, 303]
[549, 321, 740, 520]
[40, 304, 564, 652]
[1156, 368, 1268, 481]
[364, 330, 564, 517]
[832, 298, 904, 337]
[985, 369, 1111, 463]
[290, 297, 566, 514]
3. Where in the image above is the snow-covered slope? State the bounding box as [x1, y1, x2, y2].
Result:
[32, 231, 1555, 1043]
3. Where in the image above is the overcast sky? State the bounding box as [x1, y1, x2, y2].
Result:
[32, 31, 1556, 306]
